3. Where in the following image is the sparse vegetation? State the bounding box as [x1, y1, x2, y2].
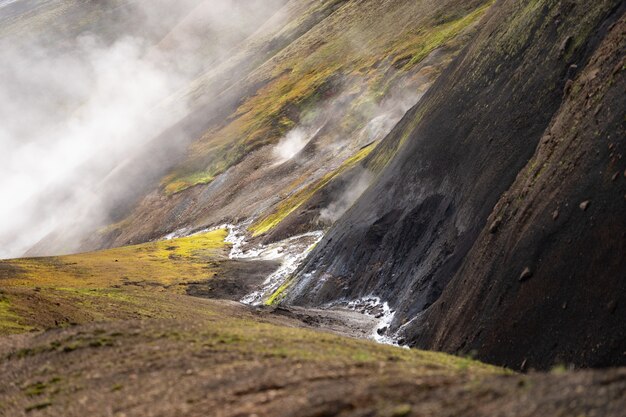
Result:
[0, 229, 229, 334]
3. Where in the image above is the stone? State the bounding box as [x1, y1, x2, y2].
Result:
[579, 200, 590, 211]
[559, 35, 573, 56]
[519, 267, 533, 282]
[489, 217, 503, 234]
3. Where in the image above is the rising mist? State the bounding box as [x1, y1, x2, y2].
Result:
[0, 0, 286, 259]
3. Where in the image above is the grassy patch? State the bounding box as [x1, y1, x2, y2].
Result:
[2, 228, 228, 289]
[0, 298, 34, 335]
[164, 171, 216, 195]
[0, 229, 229, 335]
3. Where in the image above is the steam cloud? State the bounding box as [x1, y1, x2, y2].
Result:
[317, 84, 423, 225]
[273, 127, 324, 163]
[0, 0, 286, 259]
[320, 169, 374, 223]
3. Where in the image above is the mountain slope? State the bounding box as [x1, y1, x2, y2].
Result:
[71, 0, 494, 253]
[1, 1, 626, 413]
[285, 0, 626, 369]
[407, 11, 626, 370]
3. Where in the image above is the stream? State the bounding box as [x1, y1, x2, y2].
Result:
[166, 223, 402, 346]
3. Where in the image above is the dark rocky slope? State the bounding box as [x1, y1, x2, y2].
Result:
[407, 12, 626, 370]
[287, 0, 626, 370]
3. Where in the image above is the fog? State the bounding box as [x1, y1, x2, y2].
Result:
[0, 0, 286, 259]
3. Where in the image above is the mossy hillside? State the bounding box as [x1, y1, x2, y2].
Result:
[2, 228, 228, 289]
[0, 229, 229, 335]
[391, 2, 494, 70]
[162, 0, 494, 195]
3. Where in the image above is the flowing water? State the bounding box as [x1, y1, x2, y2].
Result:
[164, 223, 401, 345]
[345, 297, 400, 346]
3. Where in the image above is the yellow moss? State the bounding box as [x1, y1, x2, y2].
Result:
[1, 228, 228, 291]
[391, 2, 493, 70]
[249, 143, 377, 236]
[164, 172, 216, 195]
[264, 278, 293, 306]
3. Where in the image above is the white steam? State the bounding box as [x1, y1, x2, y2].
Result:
[273, 127, 319, 163]
[0, 0, 286, 259]
[320, 169, 374, 224]
[0, 36, 186, 259]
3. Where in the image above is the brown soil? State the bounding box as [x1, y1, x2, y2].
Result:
[186, 259, 281, 301]
[0, 300, 624, 417]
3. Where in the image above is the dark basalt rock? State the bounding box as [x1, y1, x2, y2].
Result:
[409, 12, 626, 370]
[288, 0, 626, 370]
